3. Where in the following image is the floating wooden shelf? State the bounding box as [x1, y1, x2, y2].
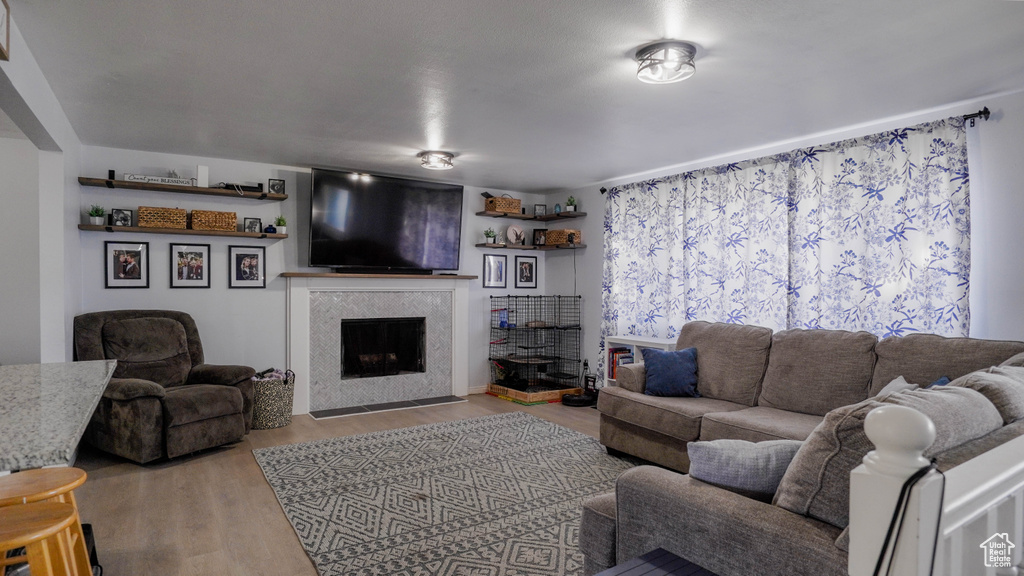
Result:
[78, 224, 287, 239]
[475, 243, 586, 251]
[475, 211, 586, 221]
[79, 177, 288, 201]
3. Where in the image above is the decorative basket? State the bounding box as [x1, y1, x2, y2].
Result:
[546, 229, 583, 246]
[191, 209, 237, 231]
[485, 196, 522, 214]
[252, 369, 295, 430]
[138, 206, 187, 229]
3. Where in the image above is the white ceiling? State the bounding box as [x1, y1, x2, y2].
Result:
[10, 1, 1024, 192]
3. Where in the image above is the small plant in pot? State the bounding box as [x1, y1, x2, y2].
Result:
[484, 227, 497, 244]
[565, 196, 577, 212]
[88, 205, 106, 225]
[274, 216, 287, 235]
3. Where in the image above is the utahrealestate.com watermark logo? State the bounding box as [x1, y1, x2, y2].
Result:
[980, 533, 1015, 568]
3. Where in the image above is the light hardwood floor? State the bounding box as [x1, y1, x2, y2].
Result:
[73, 394, 601, 575]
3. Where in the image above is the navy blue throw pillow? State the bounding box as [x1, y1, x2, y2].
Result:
[927, 376, 951, 388]
[641, 347, 701, 397]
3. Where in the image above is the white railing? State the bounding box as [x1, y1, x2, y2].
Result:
[849, 405, 1024, 576]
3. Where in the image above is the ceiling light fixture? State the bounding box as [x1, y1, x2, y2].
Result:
[419, 151, 455, 170]
[635, 41, 697, 84]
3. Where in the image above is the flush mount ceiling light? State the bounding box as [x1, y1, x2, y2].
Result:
[635, 41, 697, 84]
[419, 151, 455, 170]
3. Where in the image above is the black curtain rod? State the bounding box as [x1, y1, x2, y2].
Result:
[964, 106, 990, 127]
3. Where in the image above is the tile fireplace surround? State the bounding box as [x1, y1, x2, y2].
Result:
[284, 274, 471, 414]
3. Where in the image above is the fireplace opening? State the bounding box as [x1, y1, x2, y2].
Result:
[340, 317, 426, 378]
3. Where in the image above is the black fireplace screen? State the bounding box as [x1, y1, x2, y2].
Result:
[340, 317, 426, 378]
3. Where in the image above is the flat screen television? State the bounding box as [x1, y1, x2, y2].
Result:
[309, 168, 464, 273]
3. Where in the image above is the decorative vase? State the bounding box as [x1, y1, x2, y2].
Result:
[277, 226, 287, 235]
[89, 216, 104, 225]
[265, 225, 277, 234]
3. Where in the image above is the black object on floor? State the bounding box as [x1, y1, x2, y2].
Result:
[82, 523, 103, 575]
[594, 547, 719, 575]
[562, 391, 597, 407]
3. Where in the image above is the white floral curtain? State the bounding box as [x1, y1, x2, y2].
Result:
[602, 117, 971, 351]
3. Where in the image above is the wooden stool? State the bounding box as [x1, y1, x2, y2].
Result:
[0, 467, 87, 508]
[0, 501, 92, 576]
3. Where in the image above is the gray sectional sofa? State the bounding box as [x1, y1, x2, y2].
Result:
[584, 321, 1024, 575]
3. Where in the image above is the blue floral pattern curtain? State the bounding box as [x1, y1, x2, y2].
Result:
[602, 117, 970, 351]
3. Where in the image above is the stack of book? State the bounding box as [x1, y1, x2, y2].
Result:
[607, 347, 634, 380]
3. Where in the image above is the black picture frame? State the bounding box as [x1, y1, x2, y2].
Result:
[243, 217, 262, 234]
[170, 243, 211, 289]
[110, 208, 133, 227]
[104, 241, 149, 289]
[229, 245, 266, 288]
[268, 179, 285, 195]
[515, 255, 538, 289]
[532, 229, 547, 246]
[482, 254, 507, 289]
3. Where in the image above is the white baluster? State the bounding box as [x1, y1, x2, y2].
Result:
[849, 405, 940, 576]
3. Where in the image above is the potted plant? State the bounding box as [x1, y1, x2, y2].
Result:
[88, 205, 106, 225]
[274, 216, 287, 235]
[565, 196, 577, 212]
[484, 227, 497, 244]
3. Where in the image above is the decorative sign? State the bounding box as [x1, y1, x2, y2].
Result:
[124, 173, 197, 187]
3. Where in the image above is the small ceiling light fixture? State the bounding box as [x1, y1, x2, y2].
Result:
[635, 41, 697, 84]
[419, 151, 455, 170]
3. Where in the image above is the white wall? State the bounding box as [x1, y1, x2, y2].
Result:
[0, 137, 41, 364]
[548, 89, 1024, 370]
[80, 145, 548, 388]
[0, 17, 83, 362]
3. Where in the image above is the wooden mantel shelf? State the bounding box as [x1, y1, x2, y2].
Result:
[281, 272, 478, 280]
[79, 177, 288, 201]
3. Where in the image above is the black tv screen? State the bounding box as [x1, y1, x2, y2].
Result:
[309, 169, 464, 272]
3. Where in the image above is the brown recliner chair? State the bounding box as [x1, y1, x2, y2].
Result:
[74, 310, 256, 464]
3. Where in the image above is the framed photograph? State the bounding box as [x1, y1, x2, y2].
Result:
[105, 241, 149, 289]
[229, 245, 266, 288]
[243, 217, 262, 234]
[515, 256, 538, 289]
[482, 254, 507, 289]
[0, 0, 9, 62]
[268, 179, 285, 195]
[110, 208, 133, 227]
[170, 243, 210, 289]
[532, 228, 547, 246]
[534, 204, 547, 218]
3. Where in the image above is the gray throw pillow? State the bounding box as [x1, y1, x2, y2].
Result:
[688, 439, 804, 499]
[947, 368, 1024, 424]
[877, 375, 918, 396]
[774, 387, 1002, 529]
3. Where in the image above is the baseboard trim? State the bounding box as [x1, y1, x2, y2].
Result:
[468, 385, 489, 395]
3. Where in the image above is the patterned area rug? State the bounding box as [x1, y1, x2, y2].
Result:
[253, 412, 637, 576]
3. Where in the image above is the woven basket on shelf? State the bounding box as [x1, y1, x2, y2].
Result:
[191, 210, 237, 231]
[546, 229, 582, 245]
[484, 196, 522, 214]
[138, 206, 187, 229]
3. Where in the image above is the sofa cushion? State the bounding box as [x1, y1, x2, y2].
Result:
[948, 369, 1024, 424]
[103, 317, 192, 387]
[870, 334, 1024, 395]
[641, 347, 700, 397]
[688, 439, 804, 501]
[757, 329, 877, 416]
[162, 384, 244, 427]
[675, 321, 773, 407]
[598, 385, 746, 442]
[700, 406, 823, 443]
[774, 387, 1003, 529]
